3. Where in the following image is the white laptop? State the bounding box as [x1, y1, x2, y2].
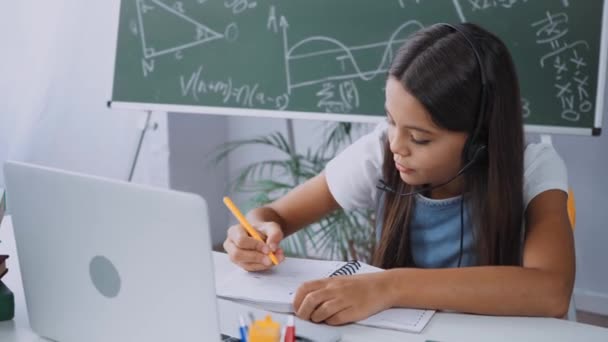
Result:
[3, 161, 236, 342]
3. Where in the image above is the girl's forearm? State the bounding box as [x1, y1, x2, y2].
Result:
[382, 266, 572, 317]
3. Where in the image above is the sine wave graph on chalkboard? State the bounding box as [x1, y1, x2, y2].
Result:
[284, 20, 423, 92]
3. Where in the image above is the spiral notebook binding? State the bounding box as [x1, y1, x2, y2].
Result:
[329, 260, 361, 277]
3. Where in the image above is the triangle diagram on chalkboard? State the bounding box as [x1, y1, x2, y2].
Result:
[137, 0, 224, 59]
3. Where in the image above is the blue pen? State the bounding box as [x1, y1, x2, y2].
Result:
[239, 315, 248, 342]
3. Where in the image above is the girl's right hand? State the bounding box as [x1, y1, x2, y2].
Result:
[223, 221, 285, 271]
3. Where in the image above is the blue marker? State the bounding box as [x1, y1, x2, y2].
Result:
[239, 315, 248, 342]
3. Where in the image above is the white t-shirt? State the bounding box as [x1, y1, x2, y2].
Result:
[325, 122, 568, 212]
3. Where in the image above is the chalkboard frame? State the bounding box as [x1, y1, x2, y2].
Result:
[110, 1, 608, 136]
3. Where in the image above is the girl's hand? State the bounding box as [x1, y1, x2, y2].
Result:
[293, 272, 392, 325]
[223, 221, 285, 271]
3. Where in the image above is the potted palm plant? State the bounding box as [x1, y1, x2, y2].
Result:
[213, 121, 376, 262]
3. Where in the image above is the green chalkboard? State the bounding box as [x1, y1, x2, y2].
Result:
[112, 0, 607, 135]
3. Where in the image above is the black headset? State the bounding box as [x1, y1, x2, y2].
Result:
[451, 23, 489, 167]
[375, 23, 489, 267]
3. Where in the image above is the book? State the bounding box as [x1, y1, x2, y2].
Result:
[0, 189, 7, 279]
[0, 188, 5, 228]
[216, 257, 435, 333]
[0, 189, 12, 321]
[0, 255, 7, 279]
[0, 277, 14, 321]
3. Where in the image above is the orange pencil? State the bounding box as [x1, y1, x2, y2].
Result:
[223, 196, 279, 265]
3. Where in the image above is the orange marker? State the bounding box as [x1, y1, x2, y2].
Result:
[223, 196, 279, 265]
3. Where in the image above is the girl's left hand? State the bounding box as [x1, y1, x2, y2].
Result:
[293, 272, 392, 325]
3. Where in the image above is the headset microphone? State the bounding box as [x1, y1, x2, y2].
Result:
[375, 145, 486, 197]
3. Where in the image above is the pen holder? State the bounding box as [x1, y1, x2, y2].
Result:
[0, 280, 15, 321]
[249, 315, 281, 342]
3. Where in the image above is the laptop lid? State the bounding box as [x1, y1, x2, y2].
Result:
[4, 161, 221, 342]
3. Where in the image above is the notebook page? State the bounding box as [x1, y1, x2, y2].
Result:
[216, 257, 435, 333]
[357, 309, 435, 333]
[216, 257, 346, 311]
[354, 262, 435, 333]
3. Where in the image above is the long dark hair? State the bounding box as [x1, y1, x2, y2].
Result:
[373, 23, 524, 268]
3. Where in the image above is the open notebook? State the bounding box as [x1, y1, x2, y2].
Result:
[216, 257, 435, 333]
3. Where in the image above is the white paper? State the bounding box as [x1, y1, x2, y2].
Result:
[216, 257, 435, 333]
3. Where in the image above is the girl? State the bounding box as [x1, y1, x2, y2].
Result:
[223, 23, 574, 325]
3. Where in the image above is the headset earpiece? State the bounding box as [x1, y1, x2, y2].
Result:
[440, 23, 489, 169]
[466, 143, 487, 164]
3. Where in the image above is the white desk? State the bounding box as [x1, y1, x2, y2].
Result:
[1, 216, 607, 342]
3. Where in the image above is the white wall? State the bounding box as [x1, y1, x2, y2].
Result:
[0, 1, 167, 188]
[551, 132, 608, 316]
[168, 113, 229, 246]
